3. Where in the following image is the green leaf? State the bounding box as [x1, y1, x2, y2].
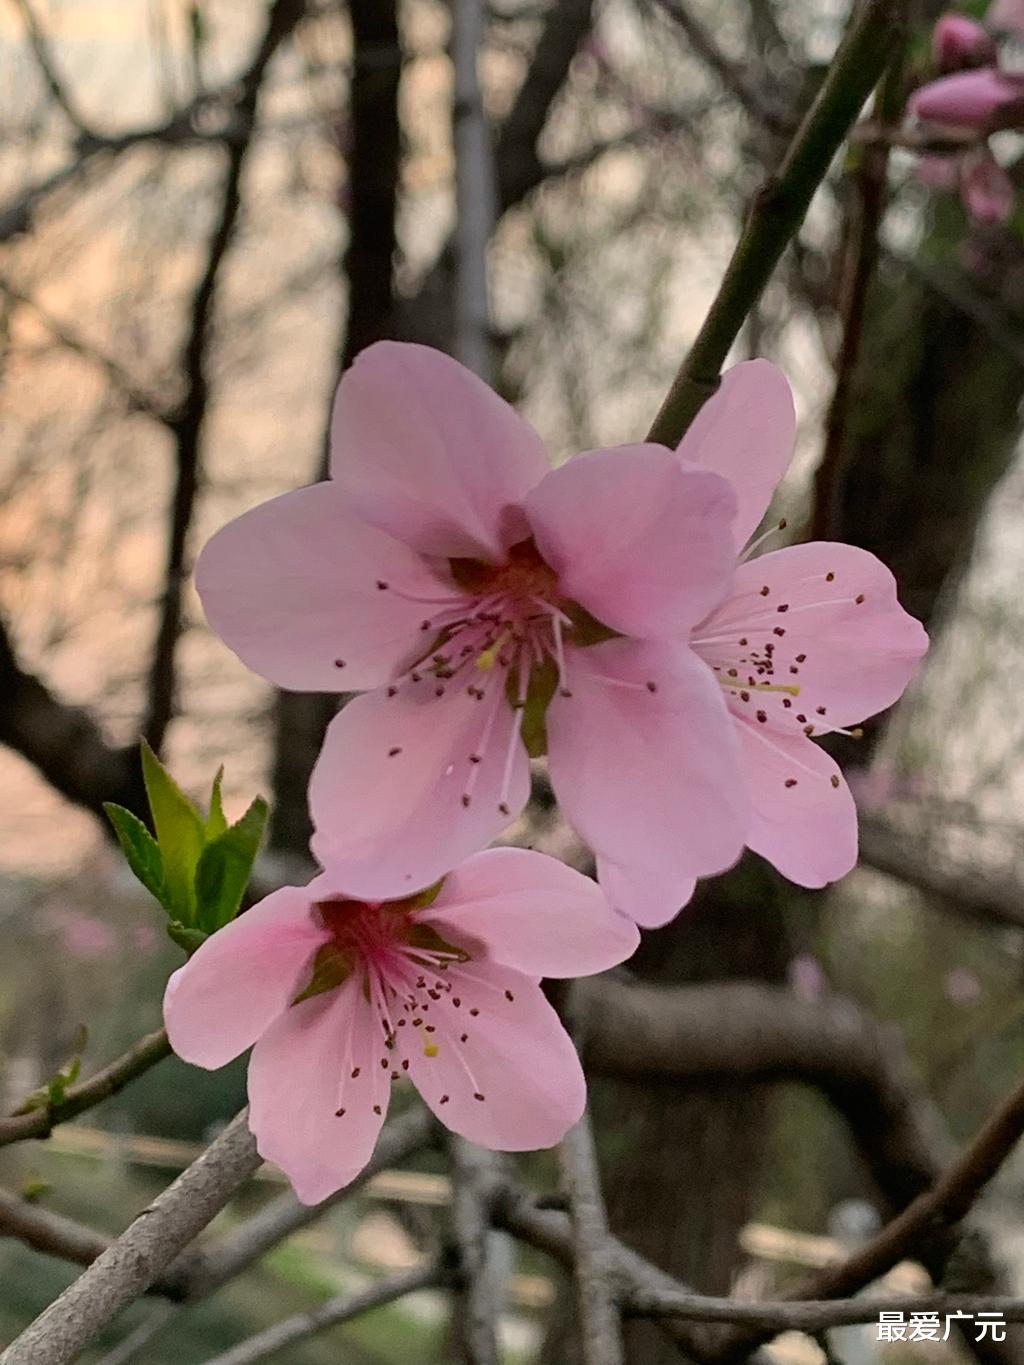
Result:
[167, 921, 208, 956]
[206, 766, 228, 841]
[141, 739, 205, 923]
[292, 943, 352, 1004]
[104, 803, 165, 903]
[193, 795, 269, 933]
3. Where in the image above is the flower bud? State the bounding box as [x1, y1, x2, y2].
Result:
[933, 14, 997, 71]
[910, 67, 1024, 130]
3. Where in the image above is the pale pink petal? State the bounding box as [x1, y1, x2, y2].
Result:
[420, 848, 638, 978]
[309, 679, 530, 900]
[692, 542, 928, 733]
[909, 69, 1024, 131]
[676, 360, 796, 549]
[330, 342, 550, 560]
[163, 886, 327, 1071]
[248, 974, 390, 1205]
[546, 639, 748, 926]
[396, 959, 585, 1150]
[595, 858, 697, 931]
[196, 483, 460, 691]
[524, 445, 737, 637]
[737, 721, 857, 888]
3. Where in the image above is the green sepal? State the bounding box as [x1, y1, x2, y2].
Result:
[167, 921, 208, 956]
[397, 877, 445, 912]
[292, 943, 353, 1005]
[205, 767, 228, 841]
[141, 739, 205, 924]
[103, 803, 165, 904]
[193, 796, 269, 933]
[16, 1026, 88, 1115]
[512, 657, 558, 759]
[406, 922, 470, 966]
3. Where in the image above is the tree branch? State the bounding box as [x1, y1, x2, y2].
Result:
[0, 613, 148, 821]
[0, 1029, 171, 1149]
[558, 1113, 625, 1365]
[647, 0, 908, 446]
[167, 1105, 434, 1299]
[0, 1114, 260, 1365]
[198, 1263, 447, 1365]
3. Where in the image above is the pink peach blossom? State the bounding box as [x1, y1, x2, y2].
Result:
[680, 362, 928, 890]
[197, 342, 748, 927]
[163, 848, 638, 1203]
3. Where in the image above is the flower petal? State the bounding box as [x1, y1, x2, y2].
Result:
[196, 483, 459, 691]
[163, 886, 327, 1071]
[309, 678, 530, 900]
[330, 342, 550, 560]
[692, 542, 928, 734]
[594, 858, 697, 931]
[420, 847, 638, 978]
[676, 359, 796, 549]
[396, 959, 585, 1150]
[524, 445, 737, 638]
[736, 721, 857, 888]
[248, 975, 390, 1205]
[546, 638, 748, 926]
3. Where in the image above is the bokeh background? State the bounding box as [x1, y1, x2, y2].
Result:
[4, 1, 1024, 1361]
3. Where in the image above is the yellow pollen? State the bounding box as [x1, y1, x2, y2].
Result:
[724, 680, 801, 698]
[424, 1042, 439, 1058]
[475, 631, 509, 671]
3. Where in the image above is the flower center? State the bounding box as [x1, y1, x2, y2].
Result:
[369, 537, 620, 816]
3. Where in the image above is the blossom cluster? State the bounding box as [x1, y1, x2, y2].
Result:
[164, 342, 926, 1201]
[908, 3, 1024, 224]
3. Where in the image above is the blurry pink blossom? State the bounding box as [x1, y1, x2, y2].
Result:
[57, 912, 118, 960]
[680, 363, 928, 890]
[164, 848, 638, 1203]
[945, 966, 982, 1005]
[198, 342, 746, 929]
[933, 14, 998, 71]
[788, 954, 826, 1002]
[961, 147, 1015, 221]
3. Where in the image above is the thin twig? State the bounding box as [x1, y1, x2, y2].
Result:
[0, 1189, 110, 1268]
[647, 0, 908, 446]
[452, 0, 497, 379]
[626, 1290, 1024, 1330]
[0, 1114, 260, 1365]
[142, 0, 308, 752]
[811, 28, 909, 539]
[558, 1113, 625, 1365]
[198, 1263, 447, 1365]
[0, 1029, 171, 1148]
[0, 275, 174, 421]
[10, 0, 90, 134]
[650, 0, 796, 136]
[169, 1105, 434, 1298]
[449, 1137, 503, 1365]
